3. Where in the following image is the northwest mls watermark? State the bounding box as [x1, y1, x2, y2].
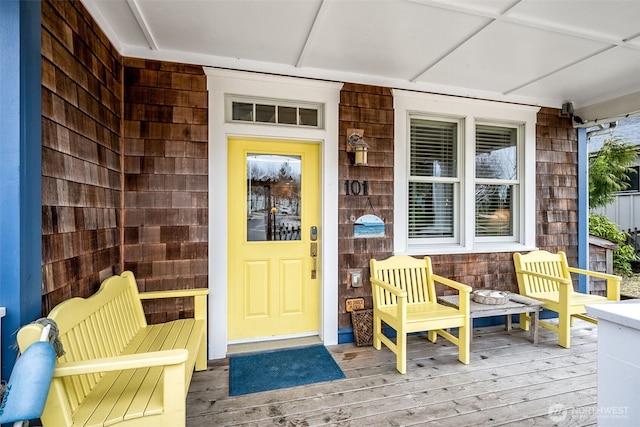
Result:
[548, 403, 629, 423]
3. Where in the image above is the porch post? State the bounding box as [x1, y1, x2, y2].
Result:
[0, 0, 42, 380]
[577, 127, 589, 293]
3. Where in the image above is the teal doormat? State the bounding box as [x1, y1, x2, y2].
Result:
[229, 345, 345, 396]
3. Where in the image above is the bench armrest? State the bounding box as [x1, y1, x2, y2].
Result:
[432, 274, 472, 294]
[432, 274, 470, 317]
[370, 277, 408, 298]
[371, 277, 407, 322]
[518, 269, 574, 308]
[567, 267, 621, 300]
[139, 288, 209, 320]
[139, 288, 209, 299]
[517, 269, 573, 286]
[53, 349, 188, 377]
[567, 267, 621, 282]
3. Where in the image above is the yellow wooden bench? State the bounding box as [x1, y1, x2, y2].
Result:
[513, 250, 620, 348]
[16, 271, 208, 427]
[370, 255, 471, 374]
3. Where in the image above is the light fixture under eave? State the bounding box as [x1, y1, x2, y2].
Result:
[346, 128, 369, 166]
[562, 101, 585, 125]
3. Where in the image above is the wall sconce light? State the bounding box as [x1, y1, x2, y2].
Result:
[346, 128, 369, 166]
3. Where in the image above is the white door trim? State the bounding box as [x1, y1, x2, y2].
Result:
[204, 67, 342, 359]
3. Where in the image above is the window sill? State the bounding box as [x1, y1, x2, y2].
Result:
[400, 243, 539, 256]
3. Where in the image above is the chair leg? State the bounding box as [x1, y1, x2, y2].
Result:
[519, 312, 531, 331]
[558, 311, 571, 348]
[396, 331, 407, 374]
[373, 315, 382, 350]
[427, 330, 437, 343]
[458, 323, 470, 365]
[196, 339, 207, 371]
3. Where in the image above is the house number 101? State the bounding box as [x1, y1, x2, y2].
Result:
[345, 180, 368, 196]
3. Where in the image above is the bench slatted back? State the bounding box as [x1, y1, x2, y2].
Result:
[370, 255, 437, 307]
[513, 250, 573, 296]
[47, 271, 147, 412]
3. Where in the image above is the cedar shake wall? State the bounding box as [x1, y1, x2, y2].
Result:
[336, 88, 578, 329]
[122, 58, 208, 323]
[41, 1, 209, 323]
[535, 107, 579, 264]
[41, 0, 123, 313]
[338, 84, 395, 329]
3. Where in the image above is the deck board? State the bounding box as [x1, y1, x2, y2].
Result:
[187, 320, 600, 426]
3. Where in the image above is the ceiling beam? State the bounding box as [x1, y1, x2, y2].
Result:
[295, 0, 328, 68]
[504, 45, 616, 95]
[126, 0, 157, 50]
[574, 91, 640, 128]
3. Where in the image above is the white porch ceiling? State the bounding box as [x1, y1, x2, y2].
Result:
[82, 0, 640, 113]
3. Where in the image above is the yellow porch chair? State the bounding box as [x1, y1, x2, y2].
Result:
[370, 255, 471, 374]
[513, 250, 621, 348]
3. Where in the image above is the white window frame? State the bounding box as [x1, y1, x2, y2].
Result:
[473, 121, 521, 244]
[393, 89, 539, 255]
[225, 94, 325, 129]
[407, 115, 463, 245]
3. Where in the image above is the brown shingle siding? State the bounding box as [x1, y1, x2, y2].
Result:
[41, 0, 122, 313]
[122, 58, 208, 322]
[338, 83, 395, 328]
[536, 107, 579, 266]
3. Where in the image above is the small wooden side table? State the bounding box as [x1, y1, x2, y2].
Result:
[437, 293, 545, 347]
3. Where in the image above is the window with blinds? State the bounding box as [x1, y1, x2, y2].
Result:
[475, 125, 518, 237]
[408, 118, 459, 239]
[395, 89, 537, 253]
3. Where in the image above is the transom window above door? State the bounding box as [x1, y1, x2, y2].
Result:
[226, 95, 324, 128]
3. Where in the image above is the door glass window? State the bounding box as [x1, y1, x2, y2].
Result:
[247, 154, 301, 241]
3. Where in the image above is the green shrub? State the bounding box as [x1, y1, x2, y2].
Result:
[589, 214, 639, 275]
[589, 137, 640, 209]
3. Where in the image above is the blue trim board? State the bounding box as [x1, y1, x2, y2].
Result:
[577, 127, 589, 293]
[0, 0, 43, 381]
[338, 327, 355, 344]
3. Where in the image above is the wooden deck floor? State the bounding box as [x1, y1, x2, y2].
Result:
[187, 321, 599, 426]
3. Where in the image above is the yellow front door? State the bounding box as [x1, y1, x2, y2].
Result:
[228, 138, 320, 341]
